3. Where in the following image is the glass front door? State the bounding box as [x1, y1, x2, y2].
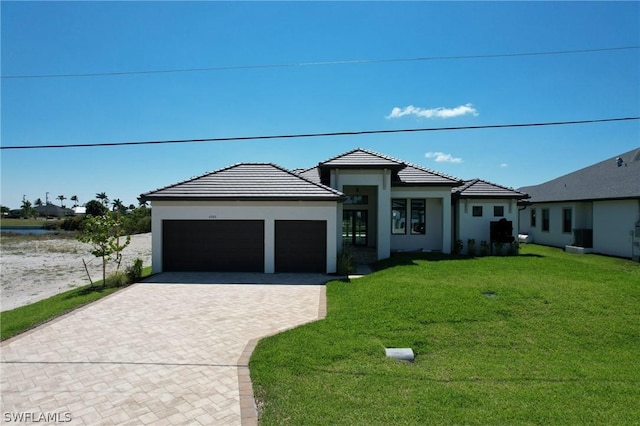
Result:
[343, 210, 368, 246]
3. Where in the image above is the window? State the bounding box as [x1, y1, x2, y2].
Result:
[472, 206, 483, 217]
[542, 209, 550, 232]
[392, 199, 407, 234]
[345, 195, 368, 205]
[493, 206, 504, 217]
[410, 199, 426, 234]
[562, 208, 572, 233]
[530, 208, 537, 227]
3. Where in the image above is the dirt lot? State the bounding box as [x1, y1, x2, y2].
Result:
[1, 233, 151, 311]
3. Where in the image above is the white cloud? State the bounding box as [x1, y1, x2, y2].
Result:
[500, 163, 508, 168]
[425, 152, 463, 164]
[386, 103, 478, 119]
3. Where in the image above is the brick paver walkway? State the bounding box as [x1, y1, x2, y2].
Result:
[1, 275, 326, 425]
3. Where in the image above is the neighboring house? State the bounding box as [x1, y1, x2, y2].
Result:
[518, 147, 640, 260]
[140, 148, 526, 274]
[452, 179, 529, 254]
[34, 203, 74, 218]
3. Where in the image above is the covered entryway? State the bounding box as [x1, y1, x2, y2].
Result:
[275, 220, 327, 273]
[162, 220, 264, 272]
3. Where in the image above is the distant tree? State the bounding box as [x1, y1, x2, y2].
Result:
[96, 192, 109, 207]
[57, 195, 66, 208]
[85, 200, 107, 216]
[77, 212, 130, 288]
[128, 204, 136, 210]
[20, 200, 35, 218]
[112, 198, 125, 214]
[138, 198, 148, 208]
[1, 205, 11, 215]
[34, 198, 43, 207]
[70, 195, 79, 207]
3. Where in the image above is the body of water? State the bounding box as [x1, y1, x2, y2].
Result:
[1, 227, 59, 235]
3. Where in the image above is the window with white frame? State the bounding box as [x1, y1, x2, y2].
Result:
[410, 199, 426, 234]
[391, 199, 407, 234]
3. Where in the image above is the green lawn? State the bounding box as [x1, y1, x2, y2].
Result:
[250, 245, 640, 425]
[1, 217, 54, 227]
[1, 267, 152, 341]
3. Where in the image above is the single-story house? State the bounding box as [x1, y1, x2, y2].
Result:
[34, 203, 74, 218]
[140, 148, 528, 274]
[518, 147, 640, 260]
[452, 179, 529, 254]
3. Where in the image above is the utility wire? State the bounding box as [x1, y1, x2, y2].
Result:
[2, 117, 638, 151]
[2, 46, 638, 80]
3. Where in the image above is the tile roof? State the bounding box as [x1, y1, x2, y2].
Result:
[453, 179, 529, 199]
[397, 163, 463, 186]
[140, 163, 344, 201]
[310, 148, 462, 186]
[295, 166, 322, 184]
[518, 147, 640, 202]
[319, 148, 406, 169]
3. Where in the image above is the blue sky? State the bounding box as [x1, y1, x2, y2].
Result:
[2, 1, 639, 210]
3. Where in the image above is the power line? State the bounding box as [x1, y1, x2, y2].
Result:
[2, 117, 638, 151]
[2, 46, 638, 80]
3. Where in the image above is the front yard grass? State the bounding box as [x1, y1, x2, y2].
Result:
[250, 245, 640, 425]
[0, 267, 152, 341]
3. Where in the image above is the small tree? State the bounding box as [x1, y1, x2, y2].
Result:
[70, 195, 79, 207]
[85, 200, 107, 216]
[77, 212, 131, 287]
[57, 195, 66, 208]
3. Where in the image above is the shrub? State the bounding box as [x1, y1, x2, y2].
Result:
[60, 216, 84, 231]
[126, 258, 144, 282]
[479, 240, 490, 256]
[467, 239, 476, 257]
[454, 239, 464, 254]
[507, 241, 520, 256]
[337, 247, 355, 275]
[105, 271, 130, 288]
[494, 241, 504, 256]
[121, 207, 152, 235]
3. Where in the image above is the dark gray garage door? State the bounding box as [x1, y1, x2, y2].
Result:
[275, 220, 326, 273]
[163, 220, 264, 272]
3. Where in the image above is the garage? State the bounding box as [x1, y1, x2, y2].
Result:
[275, 220, 327, 273]
[163, 220, 264, 272]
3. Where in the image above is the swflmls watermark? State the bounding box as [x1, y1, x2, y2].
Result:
[3, 411, 72, 423]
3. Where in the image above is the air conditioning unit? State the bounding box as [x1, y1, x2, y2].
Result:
[573, 229, 593, 248]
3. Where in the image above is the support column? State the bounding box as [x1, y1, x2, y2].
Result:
[442, 196, 452, 254]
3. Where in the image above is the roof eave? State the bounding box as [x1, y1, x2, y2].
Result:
[526, 195, 640, 204]
[140, 195, 346, 203]
[318, 164, 406, 171]
[393, 181, 463, 187]
[453, 194, 530, 199]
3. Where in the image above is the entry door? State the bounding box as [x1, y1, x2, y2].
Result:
[343, 210, 368, 246]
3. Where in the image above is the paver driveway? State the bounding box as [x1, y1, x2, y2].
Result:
[1, 273, 327, 425]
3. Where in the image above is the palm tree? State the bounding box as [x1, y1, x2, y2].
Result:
[70, 195, 79, 207]
[96, 192, 109, 207]
[57, 195, 66, 208]
[112, 198, 125, 213]
[34, 198, 43, 207]
[21, 199, 33, 218]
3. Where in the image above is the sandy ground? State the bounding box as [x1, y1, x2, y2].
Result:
[0, 233, 151, 311]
